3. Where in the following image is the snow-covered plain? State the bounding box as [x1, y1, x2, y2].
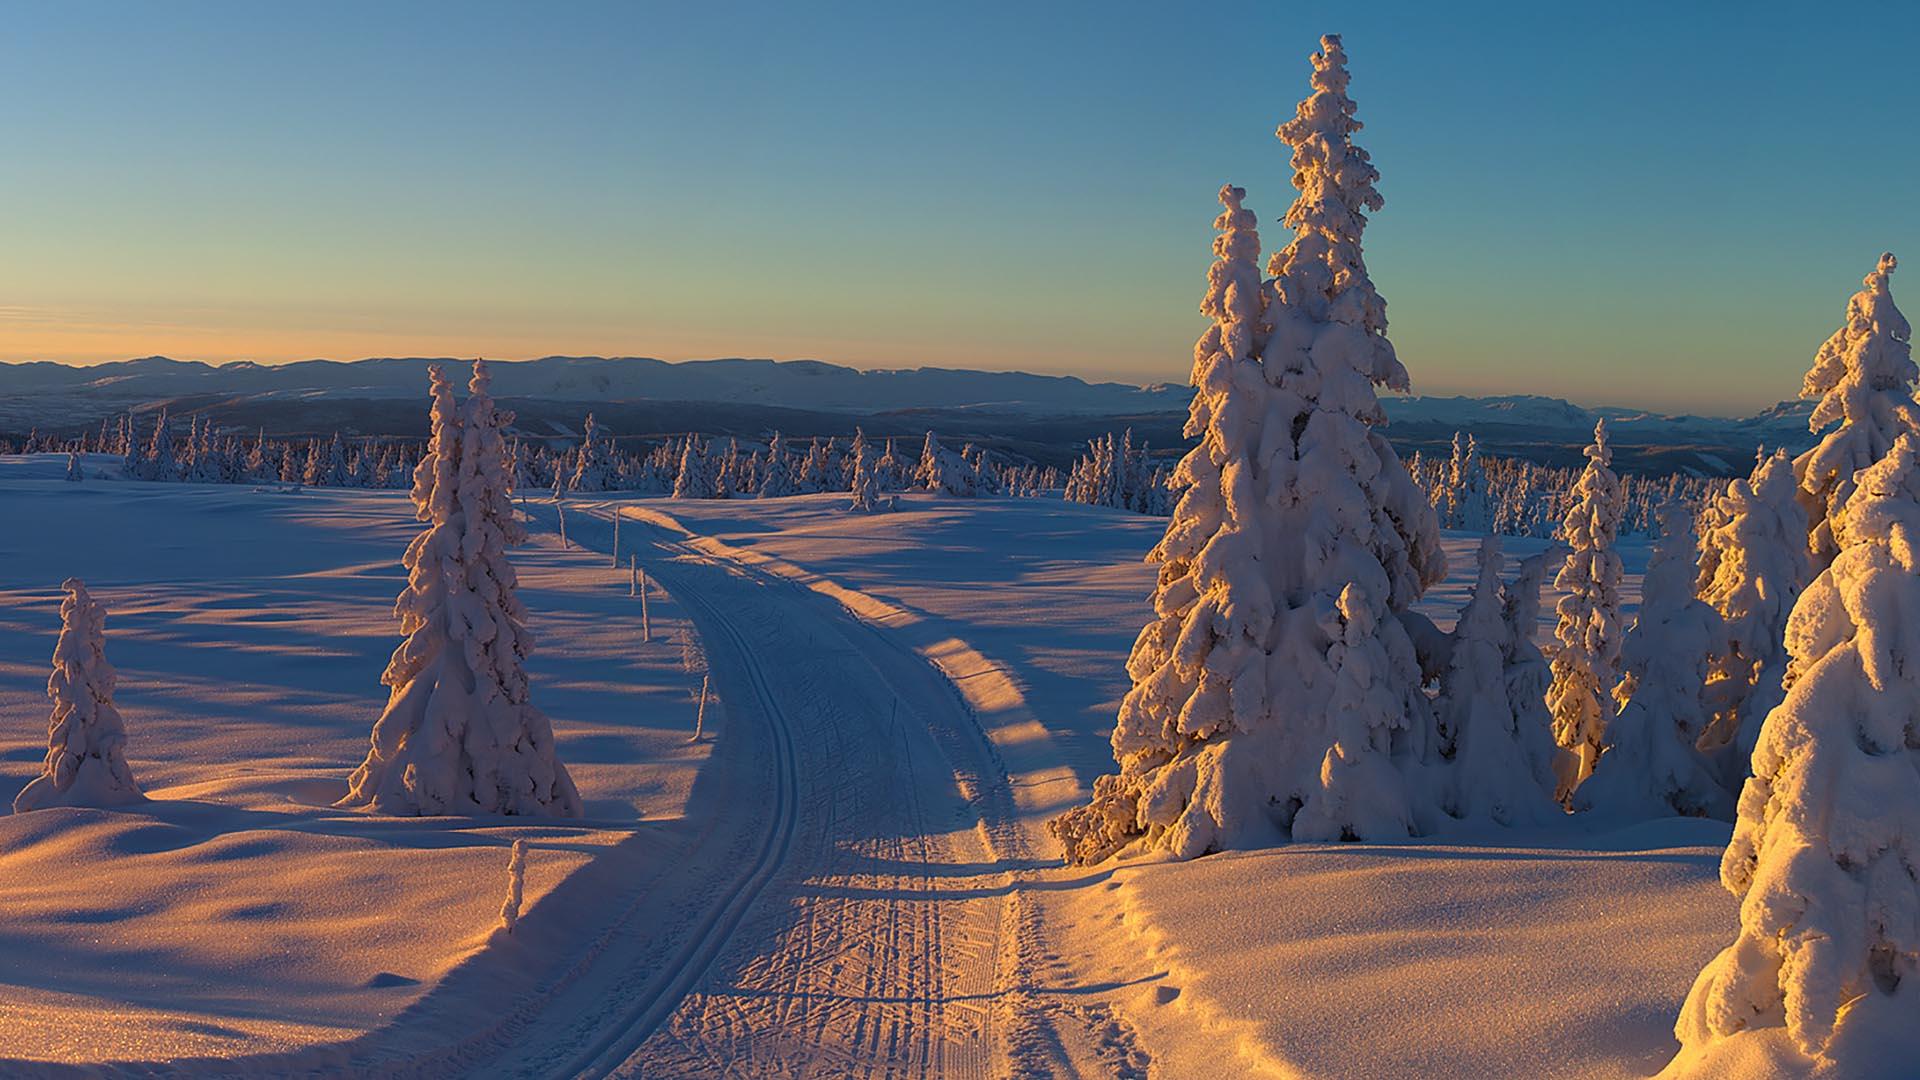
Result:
[0, 455, 724, 1071]
[2, 460, 1736, 1079]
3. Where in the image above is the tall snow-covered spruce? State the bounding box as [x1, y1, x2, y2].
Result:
[1666, 434, 1920, 1076]
[339, 360, 583, 818]
[1574, 502, 1730, 820]
[14, 579, 145, 812]
[1795, 253, 1917, 571]
[1049, 36, 1445, 864]
[1547, 417, 1625, 800]
[1697, 448, 1809, 767]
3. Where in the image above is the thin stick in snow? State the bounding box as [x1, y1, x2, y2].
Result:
[557, 505, 569, 548]
[611, 511, 621, 568]
[498, 840, 527, 934]
[629, 554, 638, 597]
[691, 674, 709, 742]
[640, 569, 651, 641]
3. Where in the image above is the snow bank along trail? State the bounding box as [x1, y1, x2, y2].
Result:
[549, 501, 1147, 1079]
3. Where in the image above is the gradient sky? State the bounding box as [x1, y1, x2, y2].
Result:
[2, 2, 1915, 414]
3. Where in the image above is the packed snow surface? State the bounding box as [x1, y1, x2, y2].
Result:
[4, 452, 1732, 1078]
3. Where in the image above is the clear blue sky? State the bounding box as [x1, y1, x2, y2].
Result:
[1, 1, 1914, 413]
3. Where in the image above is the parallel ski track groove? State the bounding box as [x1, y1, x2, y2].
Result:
[552, 536, 803, 1079]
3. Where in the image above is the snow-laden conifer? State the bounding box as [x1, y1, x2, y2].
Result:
[673, 436, 714, 499]
[1697, 448, 1810, 765]
[1050, 36, 1444, 864]
[144, 408, 176, 481]
[1548, 418, 1626, 799]
[1575, 502, 1730, 820]
[1435, 537, 1562, 825]
[570, 413, 616, 492]
[1667, 434, 1920, 1074]
[848, 435, 886, 512]
[14, 579, 145, 812]
[339, 361, 583, 818]
[758, 432, 795, 497]
[1795, 253, 1917, 571]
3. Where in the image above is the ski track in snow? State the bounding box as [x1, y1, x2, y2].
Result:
[539, 503, 1142, 1080]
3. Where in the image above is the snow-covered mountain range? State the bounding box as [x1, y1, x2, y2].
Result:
[0, 356, 1825, 476]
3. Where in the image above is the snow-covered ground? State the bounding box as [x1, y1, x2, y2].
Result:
[1, 464, 1728, 1078]
[0, 456, 727, 1071]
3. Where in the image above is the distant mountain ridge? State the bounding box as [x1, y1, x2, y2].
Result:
[0, 356, 1827, 477]
[0, 355, 1191, 418]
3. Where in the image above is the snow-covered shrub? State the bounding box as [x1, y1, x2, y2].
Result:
[1794, 253, 1917, 571]
[1666, 433, 1920, 1074]
[1548, 418, 1625, 799]
[1050, 36, 1445, 864]
[498, 840, 527, 934]
[1574, 502, 1730, 820]
[339, 360, 583, 818]
[13, 579, 145, 812]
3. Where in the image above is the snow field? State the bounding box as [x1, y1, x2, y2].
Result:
[0, 460, 717, 1068]
[620, 492, 1713, 1079]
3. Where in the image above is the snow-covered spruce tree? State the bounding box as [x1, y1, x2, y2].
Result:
[339, 361, 583, 818]
[673, 435, 714, 499]
[758, 431, 795, 497]
[848, 439, 886, 512]
[1455, 434, 1490, 532]
[1434, 537, 1562, 825]
[144, 408, 176, 481]
[1574, 502, 1730, 820]
[1548, 417, 1626, 800]
[1795, 253, 1917, 571]
[1697, 448, 1810, 766]
[13, 579, 145, 812]
[65, 452, 83, 482]
[1666, 434, 1920, 1074]
[915, 431, 977, 497]
[1050, 38, 1446, 864]
[570, 413, 616, 492]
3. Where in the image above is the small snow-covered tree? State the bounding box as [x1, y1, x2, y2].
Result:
[1049, 36, 1445, 864]
[1667, 433, 1920, 1073]
[758, 431, 795, 497]
[65, 452, 83, 482]
[1548, 418, 1626, 799]
[673, 435, 714, 499]
[1574, 502, 1730, 820]
[1455, 434, 1490, 531]
[339, 361, 583, 818]
[143, 408, 176, 481]
[1794, 253, 1918, 571]
[1434, 537, 1562, 825]
[1697, 448, 1810, 766]
[915, 431, 977, 497]
[848, 437, 887, 513]
[13, 579, 145, 812]
[569, 413, 616, 492]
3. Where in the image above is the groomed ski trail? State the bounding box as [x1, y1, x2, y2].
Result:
[551, 502, 1148, 1080]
